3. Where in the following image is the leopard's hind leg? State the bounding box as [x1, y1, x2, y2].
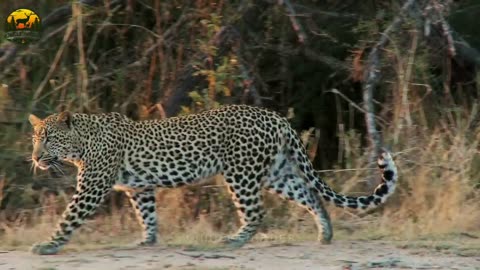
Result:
[267, 153, 333, 243]
[124, 187, 158, 246]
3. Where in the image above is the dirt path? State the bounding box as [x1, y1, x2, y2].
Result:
[0, 241, 478, 270]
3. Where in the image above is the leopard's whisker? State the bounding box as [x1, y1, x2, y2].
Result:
[52, 163, 66, 176]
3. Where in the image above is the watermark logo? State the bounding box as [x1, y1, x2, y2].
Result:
[5, 9, 41, 44]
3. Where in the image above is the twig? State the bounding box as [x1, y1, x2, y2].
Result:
[176, 252, 203, 258]
[277, 0, 307, 44]
[327, 89, 388, 125]
[238, 59, 262, 106]
[400, 158, 462, 173]
[203, 254, 236, 259]
[86, 5, 124, 56]
[154, 104, 167, 119]
[33, 76, 72, 105]
[303, 48, 349, 72]
[94, 23, 162, 38]
[39, 24, 68, 44]
[41, 0, 125, 29]
[292, 4, 358, 18]
[89, 12, 194, 84]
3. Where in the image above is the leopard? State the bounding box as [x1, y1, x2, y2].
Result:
[28, 104, 398, 255]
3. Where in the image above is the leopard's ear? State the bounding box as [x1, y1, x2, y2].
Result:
[57, 111, 72, 129]
[28, 114, 42, 126]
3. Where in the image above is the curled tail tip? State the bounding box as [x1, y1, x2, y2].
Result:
[378, 148, 392, 159]
[377, 149, 395, 167]
[377, 149, 397, 184]
[327, 149, 397, 210]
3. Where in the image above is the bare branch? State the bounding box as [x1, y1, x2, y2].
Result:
[327, 89, 388, 126]
[277, 0, 307, 44]
[238, 59, 263, 106]
[303, 48, 350, 72]
[89, 12, 196, 83]
[424, 0, 456, 56]
[31, 16, 77, 112]
[41, 0, 125, 29]
[362, 0, 417, 187]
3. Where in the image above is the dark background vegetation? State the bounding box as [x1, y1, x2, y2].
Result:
[0, 0, 479, 242]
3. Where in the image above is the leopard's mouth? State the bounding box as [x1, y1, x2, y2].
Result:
[34, 160, 51, 170]
[33, 156, 59, 171]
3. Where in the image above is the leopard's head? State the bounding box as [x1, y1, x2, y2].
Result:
[28, 112, 82, 170]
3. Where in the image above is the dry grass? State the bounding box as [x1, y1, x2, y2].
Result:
[378, 128, 480, 238]
[396, 237, 480, 257]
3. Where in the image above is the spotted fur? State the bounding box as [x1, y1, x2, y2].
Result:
[28, 105, 397, 255]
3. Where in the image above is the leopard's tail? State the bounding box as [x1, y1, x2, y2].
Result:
[314, 151, 397, 209]
[288, 129, 398, 210]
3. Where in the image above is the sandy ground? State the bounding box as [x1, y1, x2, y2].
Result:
[0, 241, 478, 270]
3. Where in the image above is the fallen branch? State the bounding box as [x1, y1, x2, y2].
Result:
[175, 251, 236, 259]
[203, 254, 236, 259]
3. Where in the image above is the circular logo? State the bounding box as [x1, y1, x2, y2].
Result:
[5, 9, 41, 44]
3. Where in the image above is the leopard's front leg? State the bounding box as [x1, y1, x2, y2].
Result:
[31, 167, 113, 255]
